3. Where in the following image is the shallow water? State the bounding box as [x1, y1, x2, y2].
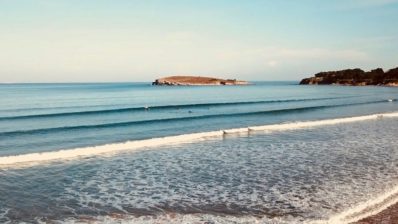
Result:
[1, 82, 398, 156]
[1, 117, 398, 223]
[0, 82, 398, 223]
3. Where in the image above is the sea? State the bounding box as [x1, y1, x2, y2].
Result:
[0, 82, 398, 223]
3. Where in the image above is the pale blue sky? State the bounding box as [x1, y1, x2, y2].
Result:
[0, 0, 397, 82]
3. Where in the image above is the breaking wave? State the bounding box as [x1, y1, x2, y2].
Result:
[1, 111, 397, 167]
[0, 99, 389, 137]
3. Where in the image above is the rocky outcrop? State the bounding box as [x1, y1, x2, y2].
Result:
[152, 76, 249, 86]
[300, 67, 398, 86]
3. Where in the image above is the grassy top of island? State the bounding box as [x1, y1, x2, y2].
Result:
[300, 67, 398, 86]
[152, 76, 249, 86]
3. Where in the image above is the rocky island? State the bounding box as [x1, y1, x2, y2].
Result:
[300, 67, 398, 86]
[152, 76, 249, 86]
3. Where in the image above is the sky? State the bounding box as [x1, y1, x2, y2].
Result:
[0, 0, 397, 82]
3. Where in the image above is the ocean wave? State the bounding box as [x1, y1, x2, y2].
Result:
[0, 96, 347, 121]
[0, 111, 397, 167]
[0, 99, 391, 137]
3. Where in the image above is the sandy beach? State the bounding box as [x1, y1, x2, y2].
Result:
[355, 202, 398, 224]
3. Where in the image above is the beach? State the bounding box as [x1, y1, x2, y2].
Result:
[356, 203, 398, 223]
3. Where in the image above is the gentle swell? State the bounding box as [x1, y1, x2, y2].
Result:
[0, 100, 389, 137]
[0, 96, 347, 120]
[1, 111, 397, 167]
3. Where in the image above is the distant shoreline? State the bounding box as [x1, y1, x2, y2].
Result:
[300, 67, 398, 86]
[152, 76, 249, 86]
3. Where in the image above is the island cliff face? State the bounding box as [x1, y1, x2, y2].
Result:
[152, 76, 249, 86]
[300, 67, 398, 86]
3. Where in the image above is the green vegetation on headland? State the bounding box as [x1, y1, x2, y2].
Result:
[300, 67, 398, 86]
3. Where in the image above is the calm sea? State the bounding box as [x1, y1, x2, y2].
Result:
[0, 82, 398, 223]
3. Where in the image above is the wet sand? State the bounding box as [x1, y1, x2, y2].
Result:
[355, 202, 398, 224]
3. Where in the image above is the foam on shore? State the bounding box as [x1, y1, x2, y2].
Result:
[311, 184, 398, 224]
[1, 111, 398, 167]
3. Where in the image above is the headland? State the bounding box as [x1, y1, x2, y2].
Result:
[300, 67, 398, 86]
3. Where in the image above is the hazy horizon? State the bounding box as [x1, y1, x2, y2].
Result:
[1, 0, 397, 83]
[0, 80, 299, 84]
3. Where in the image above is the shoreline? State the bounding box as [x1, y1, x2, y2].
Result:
[355, 202, 398, 223]
[299, 67, 398, 86]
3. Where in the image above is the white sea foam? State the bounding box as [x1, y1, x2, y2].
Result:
[1, 111, 398, 167]
[61, 185, 398, 224]
[223, 127, 249, 134]
[249, 112, 398, 132]
[3, 114, 398, 224]
[313, 184, 398, 224]
[0, 130, 223, 167]
[0, 208, 10, 224]
[61, 213, 294, 224]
